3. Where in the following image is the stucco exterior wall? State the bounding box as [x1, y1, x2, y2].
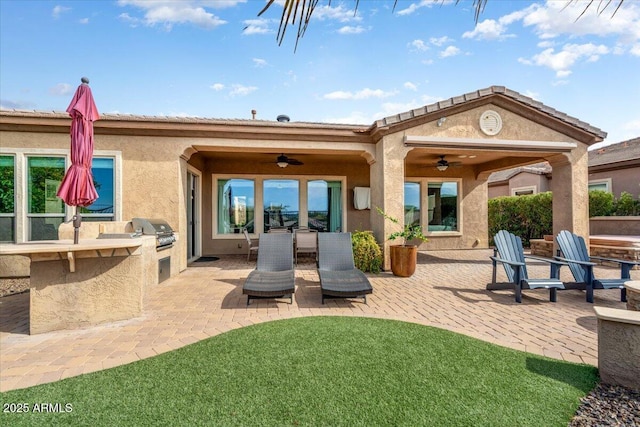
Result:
[403, 105, 579, 143]
[488, 172, 550, 198]
[589, 167, 640, 199]
[193, 153, 372, 256]
[0, 95, 596, 269]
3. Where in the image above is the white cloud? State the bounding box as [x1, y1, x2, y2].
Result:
[337, 25, 366, 35]
[404, 82, 418, 91]
[323, 88, 397, 100]
[521, 1, 640, 43]
[198, 0, 247, 9]
[118, 13, 139, 27]
[117, 0, 227, 30]
[429, 36, 452, 47]
[396, 0, 451, 17]
[462, 18, 516, 41]
[210, 83, 225, 91]
[79, 18, 89, 24]
[521, 90, 541, 101]
[409, 39, 429, 51]
[312, 4, 362, 23]
[421, 59, 434, 65]
[243, 18, 271, 35]
[229, 84, 257, 96]
[439, 46, 461, 58]
[52, 5, 70, 19]
[49, 83, 74, 96]
[374, 100, 425, 118]
[253, 58, 267, 68]
[519, 43, 609, 77]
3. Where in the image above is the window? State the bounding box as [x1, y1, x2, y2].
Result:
[0, 155, 15, 242]
[81, 157, 115, 222]
[214, 175, 346, 236]
[264, 179, 299, 231]
[427, 181, 459, 232]
[403, 179, 461, 234]
[0, 150, 120, 242]
[511, 186, 536, 196]
[404, 182, 420, 228]
[308, 180, 342, 232]
[218, 179, 255, 234]
[588, 179, 611, 193]
[27, 156, 66, 240]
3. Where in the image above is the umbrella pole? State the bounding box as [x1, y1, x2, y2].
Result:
[72, 206, 82, 244]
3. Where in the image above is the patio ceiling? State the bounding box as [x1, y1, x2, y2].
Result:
[404, 136, 577, 172]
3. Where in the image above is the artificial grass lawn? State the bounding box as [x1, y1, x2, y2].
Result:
[1, 316, 597, 426]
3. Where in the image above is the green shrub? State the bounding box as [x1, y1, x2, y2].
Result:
[351, 231, 382, 273]
[589, 190, 614, 217]
[488, 192, 552, 247]
[613, 191, 639, 216]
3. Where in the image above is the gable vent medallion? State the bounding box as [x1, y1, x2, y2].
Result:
[480, 110, 502, 136]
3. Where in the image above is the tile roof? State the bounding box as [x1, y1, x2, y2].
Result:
[374, 85, 607, 139]
[487, 162, 551, 184]
[588, 137, 640, 167]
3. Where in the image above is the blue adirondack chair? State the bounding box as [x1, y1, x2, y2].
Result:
[488, 230, 566, 303]
[555, 230, 637, 303]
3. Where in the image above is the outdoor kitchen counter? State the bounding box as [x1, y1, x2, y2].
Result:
[0, 237, 156, 334]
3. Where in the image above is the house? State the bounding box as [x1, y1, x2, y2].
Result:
[487, 162, 552, 198]
[0, 86, 606, 276]
[488, 137, 640, 199]
[588, 137, 640, 197]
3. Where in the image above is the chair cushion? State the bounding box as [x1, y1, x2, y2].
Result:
[319, 269, 373, 296]
[243, 270, 295, 297]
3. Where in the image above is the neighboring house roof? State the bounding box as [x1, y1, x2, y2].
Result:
[588, 137, 640, 168]
[488, 137, 640, 184]
[488, 162, 551, 185]
[374, 85, 607, 140]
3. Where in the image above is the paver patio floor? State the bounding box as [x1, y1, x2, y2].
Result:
[1, 249, 636, 392]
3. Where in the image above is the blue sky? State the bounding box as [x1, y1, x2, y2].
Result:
[1, 0, 639, 148]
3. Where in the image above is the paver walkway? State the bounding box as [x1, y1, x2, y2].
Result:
[1, 249, 636, 392]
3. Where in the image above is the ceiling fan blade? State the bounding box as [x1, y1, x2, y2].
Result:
[287, 158, 303, 165]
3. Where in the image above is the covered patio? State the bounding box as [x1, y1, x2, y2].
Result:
[1, 248, 636, 392]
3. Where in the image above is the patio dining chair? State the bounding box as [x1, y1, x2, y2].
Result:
[317, 232, 373, 304]
[488, 230, 566, 303]
[242, 233, 295, 306]
[294, 229, 318, 265]
[268, 227, 290, 233]
[243, 228, 259, 262]
[555, 230, 636, 303]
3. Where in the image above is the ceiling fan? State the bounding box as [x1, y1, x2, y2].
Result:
[433, 155, 461, 172]
[275, 154, 303, 168]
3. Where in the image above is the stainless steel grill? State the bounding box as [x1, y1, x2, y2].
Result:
[132, 218, 176, 250]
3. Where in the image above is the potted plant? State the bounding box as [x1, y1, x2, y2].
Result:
[377, 207, 428, 277]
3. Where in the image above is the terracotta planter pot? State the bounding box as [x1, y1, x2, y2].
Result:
[390, 244, 418, 277]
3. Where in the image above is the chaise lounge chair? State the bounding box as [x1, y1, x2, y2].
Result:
[317, 232, 373, 304]
[242, 233, 295, 305]
[555, 230, 637, 303]
[488, 230, 566, 303]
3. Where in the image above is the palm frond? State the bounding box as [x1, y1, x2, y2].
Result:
[258, 0, 625, 51]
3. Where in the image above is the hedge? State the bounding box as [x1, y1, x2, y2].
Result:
[488, 192, 553, 247]
[488, 190, 639, 247]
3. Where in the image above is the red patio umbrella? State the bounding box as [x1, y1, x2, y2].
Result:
[56, 77, 100, 244]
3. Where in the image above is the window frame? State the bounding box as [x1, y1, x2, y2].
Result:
[511, 185, 536, 196]
[406, 177, 463, 237]
[0, 154, 16, 243]
[588, 178, 612, 193]
[212, 174, 347, 238]
[0, 148, 122, 243]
